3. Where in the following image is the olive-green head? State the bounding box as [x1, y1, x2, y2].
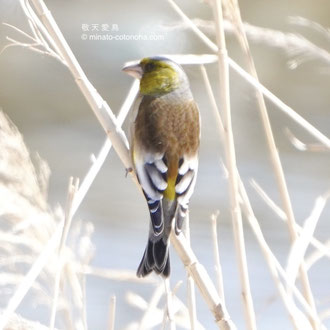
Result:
[122, 56, 189, 96]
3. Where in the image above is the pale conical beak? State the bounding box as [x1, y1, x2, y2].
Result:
[122, 61, 143, 79]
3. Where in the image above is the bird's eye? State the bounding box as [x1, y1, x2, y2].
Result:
[145, 62, 155, 72]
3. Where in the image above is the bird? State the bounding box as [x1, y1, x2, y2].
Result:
[122, 56, 200, 277]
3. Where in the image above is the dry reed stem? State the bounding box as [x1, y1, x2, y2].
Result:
[305, 240, 330, 270]
[251, 180, 330, 260]
[227, 58, 330, 148]
[212, 0, 256, 328]
[81, 265, 156, 283]
[240, 30, 320, 330]
[201, 61, 323, 327]
[170, 232, 235, 329]
[50, 177, 79, 330]
[211, 212, 225, 302]
[184, 215, 198, 330]
[285, 128, 329, 152]
[164, 278, 176, 330]
[202, 57, 302, 327]
[224, 1, 319, 327]
[286, 195, 329, 293]
[107, 295, 116, 330]
[238, 179, 324, 329]
[186, 274, 197, 330]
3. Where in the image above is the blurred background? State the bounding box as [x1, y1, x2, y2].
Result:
[1, 0, 330, 329]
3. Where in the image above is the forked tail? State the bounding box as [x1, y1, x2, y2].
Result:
[137, 238, 170, 277]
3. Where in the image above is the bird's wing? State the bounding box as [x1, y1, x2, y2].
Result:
[133, 146, 168, 237]
[175, 154, 199, 233]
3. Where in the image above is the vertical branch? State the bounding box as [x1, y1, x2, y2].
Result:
[228, 2, 319, 328]
[211, 1, 256, 329]
[211, 212, 226, 302]
[184, 214, 197, 330]
[164, 279, 176, 330]
[107, 295, 116, 330]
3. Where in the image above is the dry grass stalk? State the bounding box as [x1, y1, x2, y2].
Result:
[184, 215, 198, 330]
[107, 295, 116, 330]
[211, 211, 225, 302]
[80, 265, 156, 284]
[305, 240, 330, 270]
[164, 278, 176, 330]
[225, 1, 319, 328]
[251, 180, 330, 261]
[285, 129, 330, 152]
[170, 232, 235, 329]
[212, 0, 256, 328]
[50, 177, 79, 330]
[200, 45, 325, 327]
[238, 179, 324, 329]
[286, 195, 329, 294]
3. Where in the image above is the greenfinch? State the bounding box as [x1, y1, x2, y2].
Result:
[123, 56, 200, 277]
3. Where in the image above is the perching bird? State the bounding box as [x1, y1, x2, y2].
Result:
[122, 56, 200, 277]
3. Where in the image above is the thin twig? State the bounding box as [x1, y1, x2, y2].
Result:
[211, 211, 225, 302]
[164, 278, 176, 330]
[184, 214, 197, 330]
[286, 195, 329, 293]
[285, 128, 329, 152]
[251, 180, 330, 261]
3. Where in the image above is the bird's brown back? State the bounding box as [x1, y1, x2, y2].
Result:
[134, 95, 200, 159]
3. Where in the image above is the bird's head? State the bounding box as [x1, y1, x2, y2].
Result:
[122, 56, 189, 97]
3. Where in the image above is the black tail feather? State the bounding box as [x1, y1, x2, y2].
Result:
[137, 239, 170, 277]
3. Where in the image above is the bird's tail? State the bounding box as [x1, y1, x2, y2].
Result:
[137, 237, 170, 277]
